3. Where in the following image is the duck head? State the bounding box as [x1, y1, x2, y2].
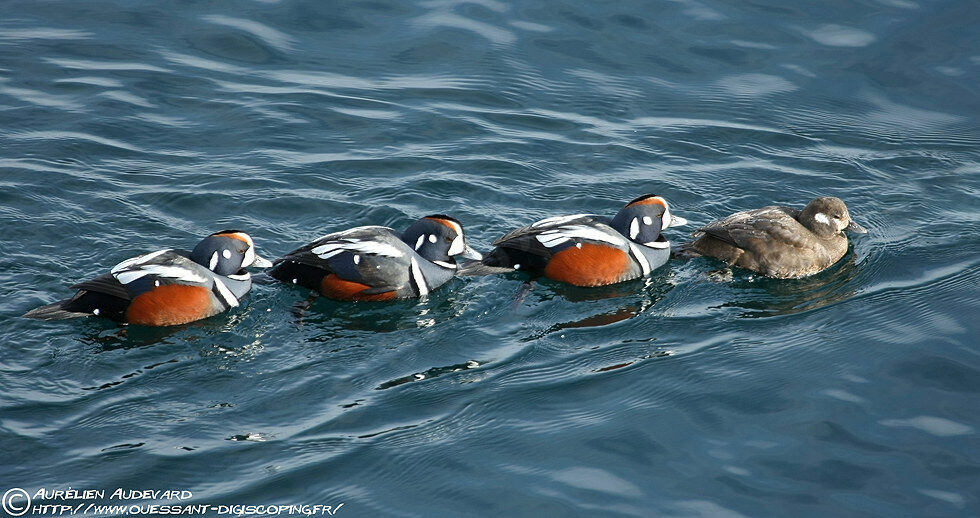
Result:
[401, 215, 482, 268]
[609, 194, 687, 249]
[190, 230, 273, 277]
[800, 197, 867, 238]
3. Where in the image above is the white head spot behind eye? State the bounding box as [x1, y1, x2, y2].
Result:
[222, 249, 232, 259]
[643, 216, 653, 225]
[815, 213, 830, 225]
[429, 234, 437, 243]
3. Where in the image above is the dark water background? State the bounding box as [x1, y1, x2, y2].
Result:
[2, 0, 979, 516]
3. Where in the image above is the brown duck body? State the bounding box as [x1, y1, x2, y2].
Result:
[687, 197, 864, 279]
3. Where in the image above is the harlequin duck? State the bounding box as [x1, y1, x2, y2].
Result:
[684, 196, 867, 278]
[268, 215, 482, 300]
[24, 230, 273, 326]
[464, 194, 687, 287]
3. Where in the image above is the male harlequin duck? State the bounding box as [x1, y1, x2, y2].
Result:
[24, 231, 273, 326]
[683, 196, 867, 278]
[465, 194, 687, 287]
[268, 215, 482, 300]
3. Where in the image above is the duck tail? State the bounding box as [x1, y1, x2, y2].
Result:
[23, 299, 90, 320]
[456, 257, 515, 277]
[671, 241, 703, 260]
[456, 247, 522, 276]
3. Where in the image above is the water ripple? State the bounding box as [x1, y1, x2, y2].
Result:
[1, 0, 978, 516]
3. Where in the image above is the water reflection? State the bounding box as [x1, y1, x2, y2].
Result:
[77, 321, 184, 351]
[714, 252, 860, 318]
[288, 284, 470, 339]
[519, 272, 676, 341]
[375, 359, 481, 390]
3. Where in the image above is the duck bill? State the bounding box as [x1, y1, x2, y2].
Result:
[459, 243, 483, 261]
[844, 221, 868, 234]
[250, 255, 274, 268]
[667, 215, 688, 228]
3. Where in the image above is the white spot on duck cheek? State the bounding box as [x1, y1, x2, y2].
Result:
[643, 216, 653, 225]
[448, 235, 464, 255]
[629, 217, 640, 239]
[222, 249, 232, 259]
[428, 234, 437, 243]
[815, 212, 830, 225]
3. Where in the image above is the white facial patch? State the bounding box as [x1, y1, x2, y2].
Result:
[222, 249, 232, 259]
[242, 245, 256, 267]
[448, 234, 464, 256]
[643, 216, 653, 225]
[629, 217, 640, 239]
[415, 234, 425, 250]
[209, 251, 219, 271]
[428, 234, 437, 244]
[835, 218, 847, 231]
[815, 212, 831, 225]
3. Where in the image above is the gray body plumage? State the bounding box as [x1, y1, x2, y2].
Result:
[687, 198, 864, 278]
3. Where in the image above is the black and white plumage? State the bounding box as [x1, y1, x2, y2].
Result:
[24, 230, 272, 326]
[464, 194, 687, 287]
[269, 215, 482, 300]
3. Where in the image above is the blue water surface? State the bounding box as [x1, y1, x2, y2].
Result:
[1, 0, 979, 516]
